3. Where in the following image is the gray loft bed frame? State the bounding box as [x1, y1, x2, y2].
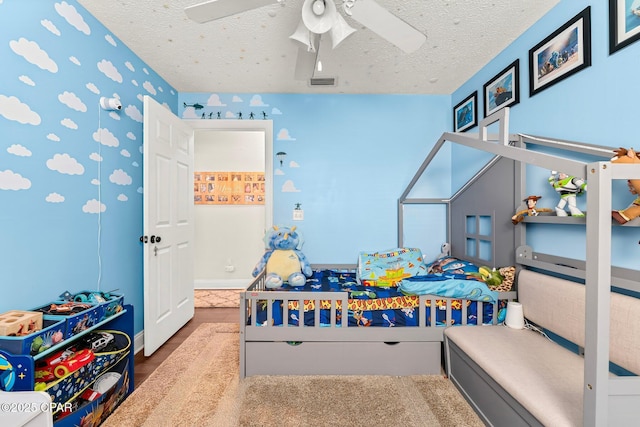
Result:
[240, 264, 515, 378]
[398, 108, 640, 426]
[239, 110, 526, 379]
[240, 263, 515, 378]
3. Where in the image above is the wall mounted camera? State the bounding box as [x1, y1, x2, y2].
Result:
[100, 97, 122, 111]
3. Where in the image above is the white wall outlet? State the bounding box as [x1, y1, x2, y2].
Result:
[224, 265, 235, 272]
[293, 210, 304, 221]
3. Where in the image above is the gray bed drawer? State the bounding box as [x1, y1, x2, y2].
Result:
[245, 341, 441, 376]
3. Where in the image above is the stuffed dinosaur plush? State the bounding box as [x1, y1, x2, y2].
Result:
[252, 225, 312, 288]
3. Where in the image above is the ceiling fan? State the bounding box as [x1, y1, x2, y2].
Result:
[184, 0, 426, 81]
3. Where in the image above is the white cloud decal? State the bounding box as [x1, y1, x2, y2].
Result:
[69, 56, 80, 65]
[250, 95, 268, 106]
[142, 67, 149, 75]
[282, 180, 300, 192]
[0, 95, 41, 125]
[19, 75, 35, 86]
[41, 19, 60, 36]
[109, 111, 120, 120]
[0, 170, 31, 190]
[91, 179, 100, 185]
[97, 59, 122, 83]
[109, 169, 132, 185]
[137, 187, 144, 194]
[271, 107, 282, 115]
[126, 132, 136, 140]
[105, 34, 117, 46]
[117, 194, 128, 201]
[120, 149, 130, 157]
[58, 91, 87, 112]
[232, 95, 243, 103]
[46, 153, 85, 175]
[125, 61, 135, 72]
[125, 104, 143, 122]
[93, 128, 119, 147]
[225, 111, 235, 118]
[55, 1, 90, 35]
[277, 128, 296, 141]
[7, 144, 32, 157]
[182, 108, 199, 119]
[275, 169, 285, 175]
[61, 118, 78, 129]
[289, 161, 300, 168]
[131, 79, 138, 87]
[9, 38, 58, 73]
[86, 82, 100, 94]
[46, 193, 64, 203]
[47, 133, 60, 142]
[132, 161, 139, 167]
[83, 199, 106, 214]
[89, 152, 102, 162]
[207, 94, 226, 106]
[143, 81, 156, 95]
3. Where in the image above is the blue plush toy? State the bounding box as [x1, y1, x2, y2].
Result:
[252, 225, 312, 288]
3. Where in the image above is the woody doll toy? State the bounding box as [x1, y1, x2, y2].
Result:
[512, 195, 553, 225]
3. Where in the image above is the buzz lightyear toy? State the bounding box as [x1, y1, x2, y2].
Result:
[548, 171, 587, 217]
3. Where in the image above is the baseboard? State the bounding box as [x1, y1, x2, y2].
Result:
[194, 279, 250, 289]
[134, 331, 144, 355]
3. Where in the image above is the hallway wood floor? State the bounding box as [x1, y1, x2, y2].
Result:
[133, 307, 239, 388]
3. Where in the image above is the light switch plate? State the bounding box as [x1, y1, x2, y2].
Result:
[293, 210, 304, 221]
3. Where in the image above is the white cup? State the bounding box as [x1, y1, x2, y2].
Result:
[505, 301, 525, 329]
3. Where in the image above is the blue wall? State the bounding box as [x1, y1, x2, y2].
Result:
[0, 1, 177, 332]
[2, 0, 639, 336]
[452, 1, 640, 269]
[179, 93, 451, 264]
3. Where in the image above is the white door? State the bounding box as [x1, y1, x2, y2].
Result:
[143, 96, 195, 356]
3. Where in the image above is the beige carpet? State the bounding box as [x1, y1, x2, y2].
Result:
[103, 323, 483, 427]
[194, 289, 243, 308]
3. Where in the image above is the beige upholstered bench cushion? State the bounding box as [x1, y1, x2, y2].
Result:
[445, 325, 585, 427]
[519, 269, 640, 375]
[446, 270, 640, 427]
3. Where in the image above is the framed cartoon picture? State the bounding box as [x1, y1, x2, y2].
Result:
[483, 60, 519, 117]
[529, 7, 591, 96]
[609, 0, 640, 54]
[453, 91, 478, 132]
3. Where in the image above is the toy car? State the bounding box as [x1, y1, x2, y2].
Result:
[35, 348, 95, 382]
[80, 331, 115, 353]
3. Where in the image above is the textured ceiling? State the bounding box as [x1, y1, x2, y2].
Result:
[78, 0, 560, 95]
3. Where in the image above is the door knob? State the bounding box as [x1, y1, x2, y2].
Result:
[150, 235, 161, 243]
[139, 235, 148, 243]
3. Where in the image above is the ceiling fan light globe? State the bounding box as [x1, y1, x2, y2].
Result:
[302, 0, 335, 34]
[311, 0, 325, 16]
[330, 13, 356, 49]
[289, 19, 315, 50]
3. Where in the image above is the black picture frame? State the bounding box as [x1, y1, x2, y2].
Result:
[483, 60, 519, 118]
[529, 7, 591, 97]
[609, 0, 640, 54]
[453, 91, 478, 132]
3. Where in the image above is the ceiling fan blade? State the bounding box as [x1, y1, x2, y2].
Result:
[348, 0, 426, 53]
[185, 0, 278, 24]
[293, 35, 320, 81]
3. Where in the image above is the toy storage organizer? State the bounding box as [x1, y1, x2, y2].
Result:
[0, 293, 125, 357]
[0, 305, 134, 426]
